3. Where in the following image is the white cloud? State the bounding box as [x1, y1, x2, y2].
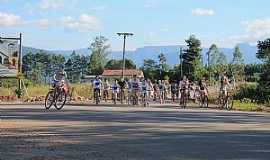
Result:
[192, 8, 215, 16]
[160, 28, 169, 32]
[39, 0, 64, 10]
[242, 18, 270, 41]
[36, 19, 51, 28]
[218, 18, 270, 47]
[62, 14, 101, 32]
[0, 12, 21, 27]
[90, 5, 108, 11]
[144, 0, 158, 8]
[145, 31, 157, 40]
[0, 0, 10, 3]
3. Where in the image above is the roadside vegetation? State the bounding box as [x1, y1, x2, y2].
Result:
[0, 35, 270, 111]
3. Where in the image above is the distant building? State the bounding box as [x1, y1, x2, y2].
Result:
[102, 69, 144, 79]
[0, 51, 8, 65]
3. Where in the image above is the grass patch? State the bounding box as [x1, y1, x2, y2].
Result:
[26, 85, 50, 97]
[71, 83, 92, 99]
[0, 87, 16, 96]
[233, 100, 262, 112]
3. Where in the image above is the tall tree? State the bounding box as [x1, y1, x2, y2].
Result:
[256, 38, 270, 103]
[257, 39, 270, 61]
[88, 36, 110, 75]
[207, 44, 227, 79]
[65, 51, 83, 83]
[105, 59, 136, 70]
[217, 52, 228, 66]
[208, 44, 220, 66]
[158, 53, 169, 78]
[232, 45, 244, 64]
[231, 46, 245, 81]
[182, 35, 203, 80]
[22, 51, 65, 84]
[141, 59, 159, 81]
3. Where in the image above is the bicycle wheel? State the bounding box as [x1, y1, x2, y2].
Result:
[204, 97, 209, 108]
[45, 91, 54, 109]
[120, 90, 124, 104]
[218, 96, 225, 109]
[54, 91, 67, 110]
[94, 90, 100, 105]
[143, 93, 147, 107]
[199, 96, 203, 108]
[112, 93, 117, 105]
[226, 96, 233, 111]
[183, 95, 188, 108]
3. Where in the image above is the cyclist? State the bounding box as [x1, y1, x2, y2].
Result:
[111, 79, 119, 104]
[127, 79, 132, 105]
[93, 76, 102, 101]
[159, 80, 166, 104]
[189, 82, 195, 101]
[103, 78, 110, 102]
[146, 79, 153, 104]
[131, 75, 140, 105]
[220, 72, 229, 97]
[153, 81, 159, 102]
[118, 78, 126, 104]
[198, 79, 209, 100]
[171, 81, 178, 102]
[52, 64, 68, 89]
[179, 76, 189, 106]
[141, 79, 147, 105]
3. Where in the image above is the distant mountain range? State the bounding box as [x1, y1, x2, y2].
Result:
[22, 43, 260, 67]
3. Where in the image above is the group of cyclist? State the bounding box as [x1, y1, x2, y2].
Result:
[51, 64, 233, 107]
[90, 73, 232, 107]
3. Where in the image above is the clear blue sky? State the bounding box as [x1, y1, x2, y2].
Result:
[0, 0, 270, 50]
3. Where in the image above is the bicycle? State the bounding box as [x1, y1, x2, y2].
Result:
[103, 89, 109, 102]
[131, 90, 139, 105]
[45, 80, 68, 110]
[171, 90, 178, 103]
[119, 89, 125, 104]
[112, 90, 117, 105]
[141, 91, 149, 107]
[180, 89, 188, 108]
[199, 90, 209, 108]
[218, 89, 233, 110]
[94, 88, 100, 105]
[159, 90, 165, 104]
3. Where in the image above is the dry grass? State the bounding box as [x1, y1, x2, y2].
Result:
[25, 85, 50, 97]
[0, 87, 17, 96]
[71, 83, 92, 99]
[1, 83, 93, 100]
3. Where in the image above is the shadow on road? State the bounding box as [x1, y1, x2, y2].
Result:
[1, 106, 270, 160]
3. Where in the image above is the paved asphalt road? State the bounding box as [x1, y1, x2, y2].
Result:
[1, 104, 270, 160]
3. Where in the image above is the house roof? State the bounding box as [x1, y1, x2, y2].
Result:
[0, 51, 8, 58]
[102, 69, 144, 77]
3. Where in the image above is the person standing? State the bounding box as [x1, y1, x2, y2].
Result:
[118, 78, 126, 104]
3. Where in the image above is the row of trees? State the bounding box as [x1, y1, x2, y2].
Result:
[22, 36, 137, 83]
[22, 35, 265, 84]
[18, 35, 270, 104]
[256, 39, 270, 103]
[141, 35, 250, 82]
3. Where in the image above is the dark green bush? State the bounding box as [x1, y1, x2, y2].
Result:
[234, 83, 258, 102]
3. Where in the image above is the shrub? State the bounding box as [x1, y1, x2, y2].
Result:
[234, 82, 258, 102]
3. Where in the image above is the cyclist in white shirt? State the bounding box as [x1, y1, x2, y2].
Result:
[93, 76, 102, 100]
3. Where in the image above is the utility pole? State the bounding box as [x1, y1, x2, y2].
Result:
[117, 32, 133, 79]
[179, 47, 183, 78]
